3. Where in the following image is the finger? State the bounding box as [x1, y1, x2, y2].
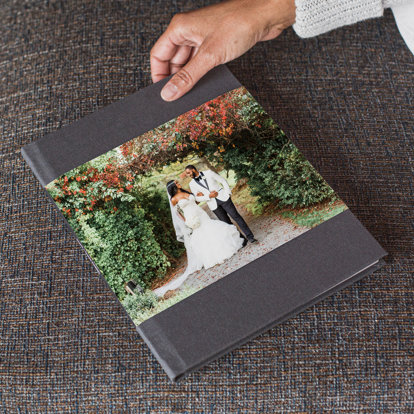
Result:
[170, 45, 193, 75]
[150, 31, 178, 82]
[160, 44, 217, 101]
[170, 46, 199, 75]
[188, 45, 199, 60]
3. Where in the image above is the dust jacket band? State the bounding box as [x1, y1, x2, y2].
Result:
[137, 209, 386, 382]
[21, 65, 241, 186]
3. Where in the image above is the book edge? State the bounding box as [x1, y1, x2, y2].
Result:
[165, 258, 386, 383]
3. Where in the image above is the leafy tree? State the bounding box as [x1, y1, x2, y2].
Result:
[136, 186, 185, 262]
[90, 204, 168, 297]
[47, 161, 170, 299]
[117, 86, 336, 208]
[214, 126, 336, 208]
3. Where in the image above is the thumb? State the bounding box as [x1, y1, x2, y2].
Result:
[160, 46, 217, 101]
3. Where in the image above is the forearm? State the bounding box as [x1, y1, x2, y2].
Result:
[293, 0, 411, 38]
[195, 194, 210, 202]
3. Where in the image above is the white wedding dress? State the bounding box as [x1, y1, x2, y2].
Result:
[153, 194, 244, 296]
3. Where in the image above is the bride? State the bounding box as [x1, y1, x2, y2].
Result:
[153, 180, 244, 297]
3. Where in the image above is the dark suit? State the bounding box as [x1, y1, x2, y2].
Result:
[213, 197, 254, 241]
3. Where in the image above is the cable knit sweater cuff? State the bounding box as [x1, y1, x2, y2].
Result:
[293, 0, 385, 38]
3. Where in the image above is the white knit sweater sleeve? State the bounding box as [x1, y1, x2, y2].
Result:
[293, 0, 411, 38]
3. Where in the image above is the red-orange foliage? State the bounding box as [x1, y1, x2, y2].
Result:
[119, 87, 250, 173]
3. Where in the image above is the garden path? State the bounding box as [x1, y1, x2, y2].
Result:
[156, 209, 309, 295]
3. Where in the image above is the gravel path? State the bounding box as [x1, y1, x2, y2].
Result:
[156, 212, 309, 295]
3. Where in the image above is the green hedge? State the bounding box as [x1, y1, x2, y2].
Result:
[137, 187, 185, 261]
[69, 202, 169, 299]
[207, 124, 336, 208]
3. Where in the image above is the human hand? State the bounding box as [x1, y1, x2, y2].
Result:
[150, 0, 296, 101]
[209, 191, 219, 198]
[197, 192, 204, 197]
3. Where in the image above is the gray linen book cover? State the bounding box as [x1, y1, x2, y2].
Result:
[21, 64, 387, 382]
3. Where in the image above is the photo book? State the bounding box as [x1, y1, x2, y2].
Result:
[21, 65, 387, 382]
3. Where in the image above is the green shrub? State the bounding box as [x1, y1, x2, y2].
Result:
[136, 187, 185, 260]
[122, 286, 200, 324]
[280, 201, 347, 228]
[122, 290, 159, 321]
[207, 125, 336, 208]
[69, 203, 169, 299]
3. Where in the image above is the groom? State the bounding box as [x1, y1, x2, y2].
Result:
[185, 165, 258, 244]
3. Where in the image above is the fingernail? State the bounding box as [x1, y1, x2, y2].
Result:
[161, 83, 178, 101]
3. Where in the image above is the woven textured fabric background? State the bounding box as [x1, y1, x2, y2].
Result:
[1, 0, 413, 412]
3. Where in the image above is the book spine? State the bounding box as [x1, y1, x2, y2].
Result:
[21, 142, 56, 187]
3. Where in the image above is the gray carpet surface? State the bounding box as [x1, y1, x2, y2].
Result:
[1, 1, 413, 412]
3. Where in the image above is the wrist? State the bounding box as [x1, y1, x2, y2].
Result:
[245, 0, 296, 41]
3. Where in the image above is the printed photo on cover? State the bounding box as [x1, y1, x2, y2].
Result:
[45, 86, 348, 324]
